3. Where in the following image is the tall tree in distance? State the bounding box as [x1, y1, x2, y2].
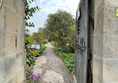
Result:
[44, 9, 75, 48]
[32, 27, 44, 44]
[38, 27, 43, 32]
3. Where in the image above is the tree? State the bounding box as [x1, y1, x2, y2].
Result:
[44, 9, 75, 48]
[32, 32, 43, 44]
[25, 0, 40, 27]
[38, 27, 43, 32]
[31, 27, 44, 44]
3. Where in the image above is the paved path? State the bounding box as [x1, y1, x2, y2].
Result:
[33, 43, 74, 83]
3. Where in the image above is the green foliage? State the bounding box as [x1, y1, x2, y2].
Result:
[51, 41, 58, 46]
[38, 27, 43, 32]
[25, 0, 40, 27]
[42, 39, 49, 44]
[54, 48, 75, 73]
[31, 27, 44, 45]
[25, 34, 37, 78]
[25, 0, 40, 80]
[25, 35, 46, 79]
[54, 45, 74, 53]
[39, 45, 47, 53]
[25, 36, 36, 45]
[63, 45, 74, 53]
[44, 9, 75, 48]
[26, 64, 34, 78]
[32, 32, 43, 44]
[30, 50, 38, 56]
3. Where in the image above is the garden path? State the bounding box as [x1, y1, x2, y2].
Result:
[33, 43, 74, 83]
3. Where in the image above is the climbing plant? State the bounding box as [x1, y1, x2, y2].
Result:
[25, 0, 40, 80]
[25, 0, 40, 27]
[25, 34, 37, 77]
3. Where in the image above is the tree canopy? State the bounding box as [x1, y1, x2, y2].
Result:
[44, 9, 75, 48]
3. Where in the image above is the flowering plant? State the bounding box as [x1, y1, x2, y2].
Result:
[27, 73, 41, 83]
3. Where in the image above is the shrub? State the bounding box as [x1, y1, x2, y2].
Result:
[54, 48, 63, 52]
[25, 34, 37, 78]
[39, 45, 46, 53]
[42, 39, 48, 44]
[54, 48, 75, 73]
[54, 45, 74, 53]
[63, 45, 74, 53]
[51, 41, 58, 46]
[30, 50, 38, 56]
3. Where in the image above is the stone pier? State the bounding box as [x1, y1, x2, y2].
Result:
[90, 0, 118, 83]
[0, 0, 26, 83]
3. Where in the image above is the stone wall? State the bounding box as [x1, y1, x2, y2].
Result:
[90, 0, 118, 83]
[0, 0, 26, 83]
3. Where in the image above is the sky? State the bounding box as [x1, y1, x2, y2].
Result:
[26, 0, 80, 33]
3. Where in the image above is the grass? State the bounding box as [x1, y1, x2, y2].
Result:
[54, 48, 75, 73]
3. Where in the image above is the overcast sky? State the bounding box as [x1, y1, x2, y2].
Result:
[26, 0, 80, 33]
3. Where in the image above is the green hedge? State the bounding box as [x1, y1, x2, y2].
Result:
[39, 45, 47, 53]
[42, 39, 49, 44]
[63, 45, 74, 53]
[51, 41, 58, 46]
[30, 50, 38, 56]
[54, 48, 75, 73]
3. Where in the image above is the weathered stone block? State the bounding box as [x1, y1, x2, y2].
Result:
[0, 56, 5, 82]
[24, 64, 26, 81]
[0, 32, 5, 57]
[103, 7, 117, 33]
[17, 34, 25, 51]
[5, 32, 17, 56]
[105, 0, 118, 7]
[3, 0, 17, 11]
[103, 33, 118, 58]
[5, 54, 16, 82]
[21, 19, 26, 34]
[0, 32, 5, 56]
[103, 58, 118, 82]
[5, 75, 16, 83]
[94, 34, 103, 57]
[0, 80, 4, 83]
[94, 0, 104, 14]
[22, 51, 26, 66]
[22, 0, 27, 4]
[16, 66, 25, 83]
[0, 4, 5, 30]
[16, 0, 25, 18]
[5, 5, 17, 32]
[92, 54, 103, 82]
[16, 15, 22, 33]
[94, 9, 104, 34]
[0, 31, 5, 44]
[0, 49, 5, 57]
[93, 75, 101, 83]
[16, 51, 23, 70]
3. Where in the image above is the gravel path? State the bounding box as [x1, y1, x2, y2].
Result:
[33, 43, 74, 83]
